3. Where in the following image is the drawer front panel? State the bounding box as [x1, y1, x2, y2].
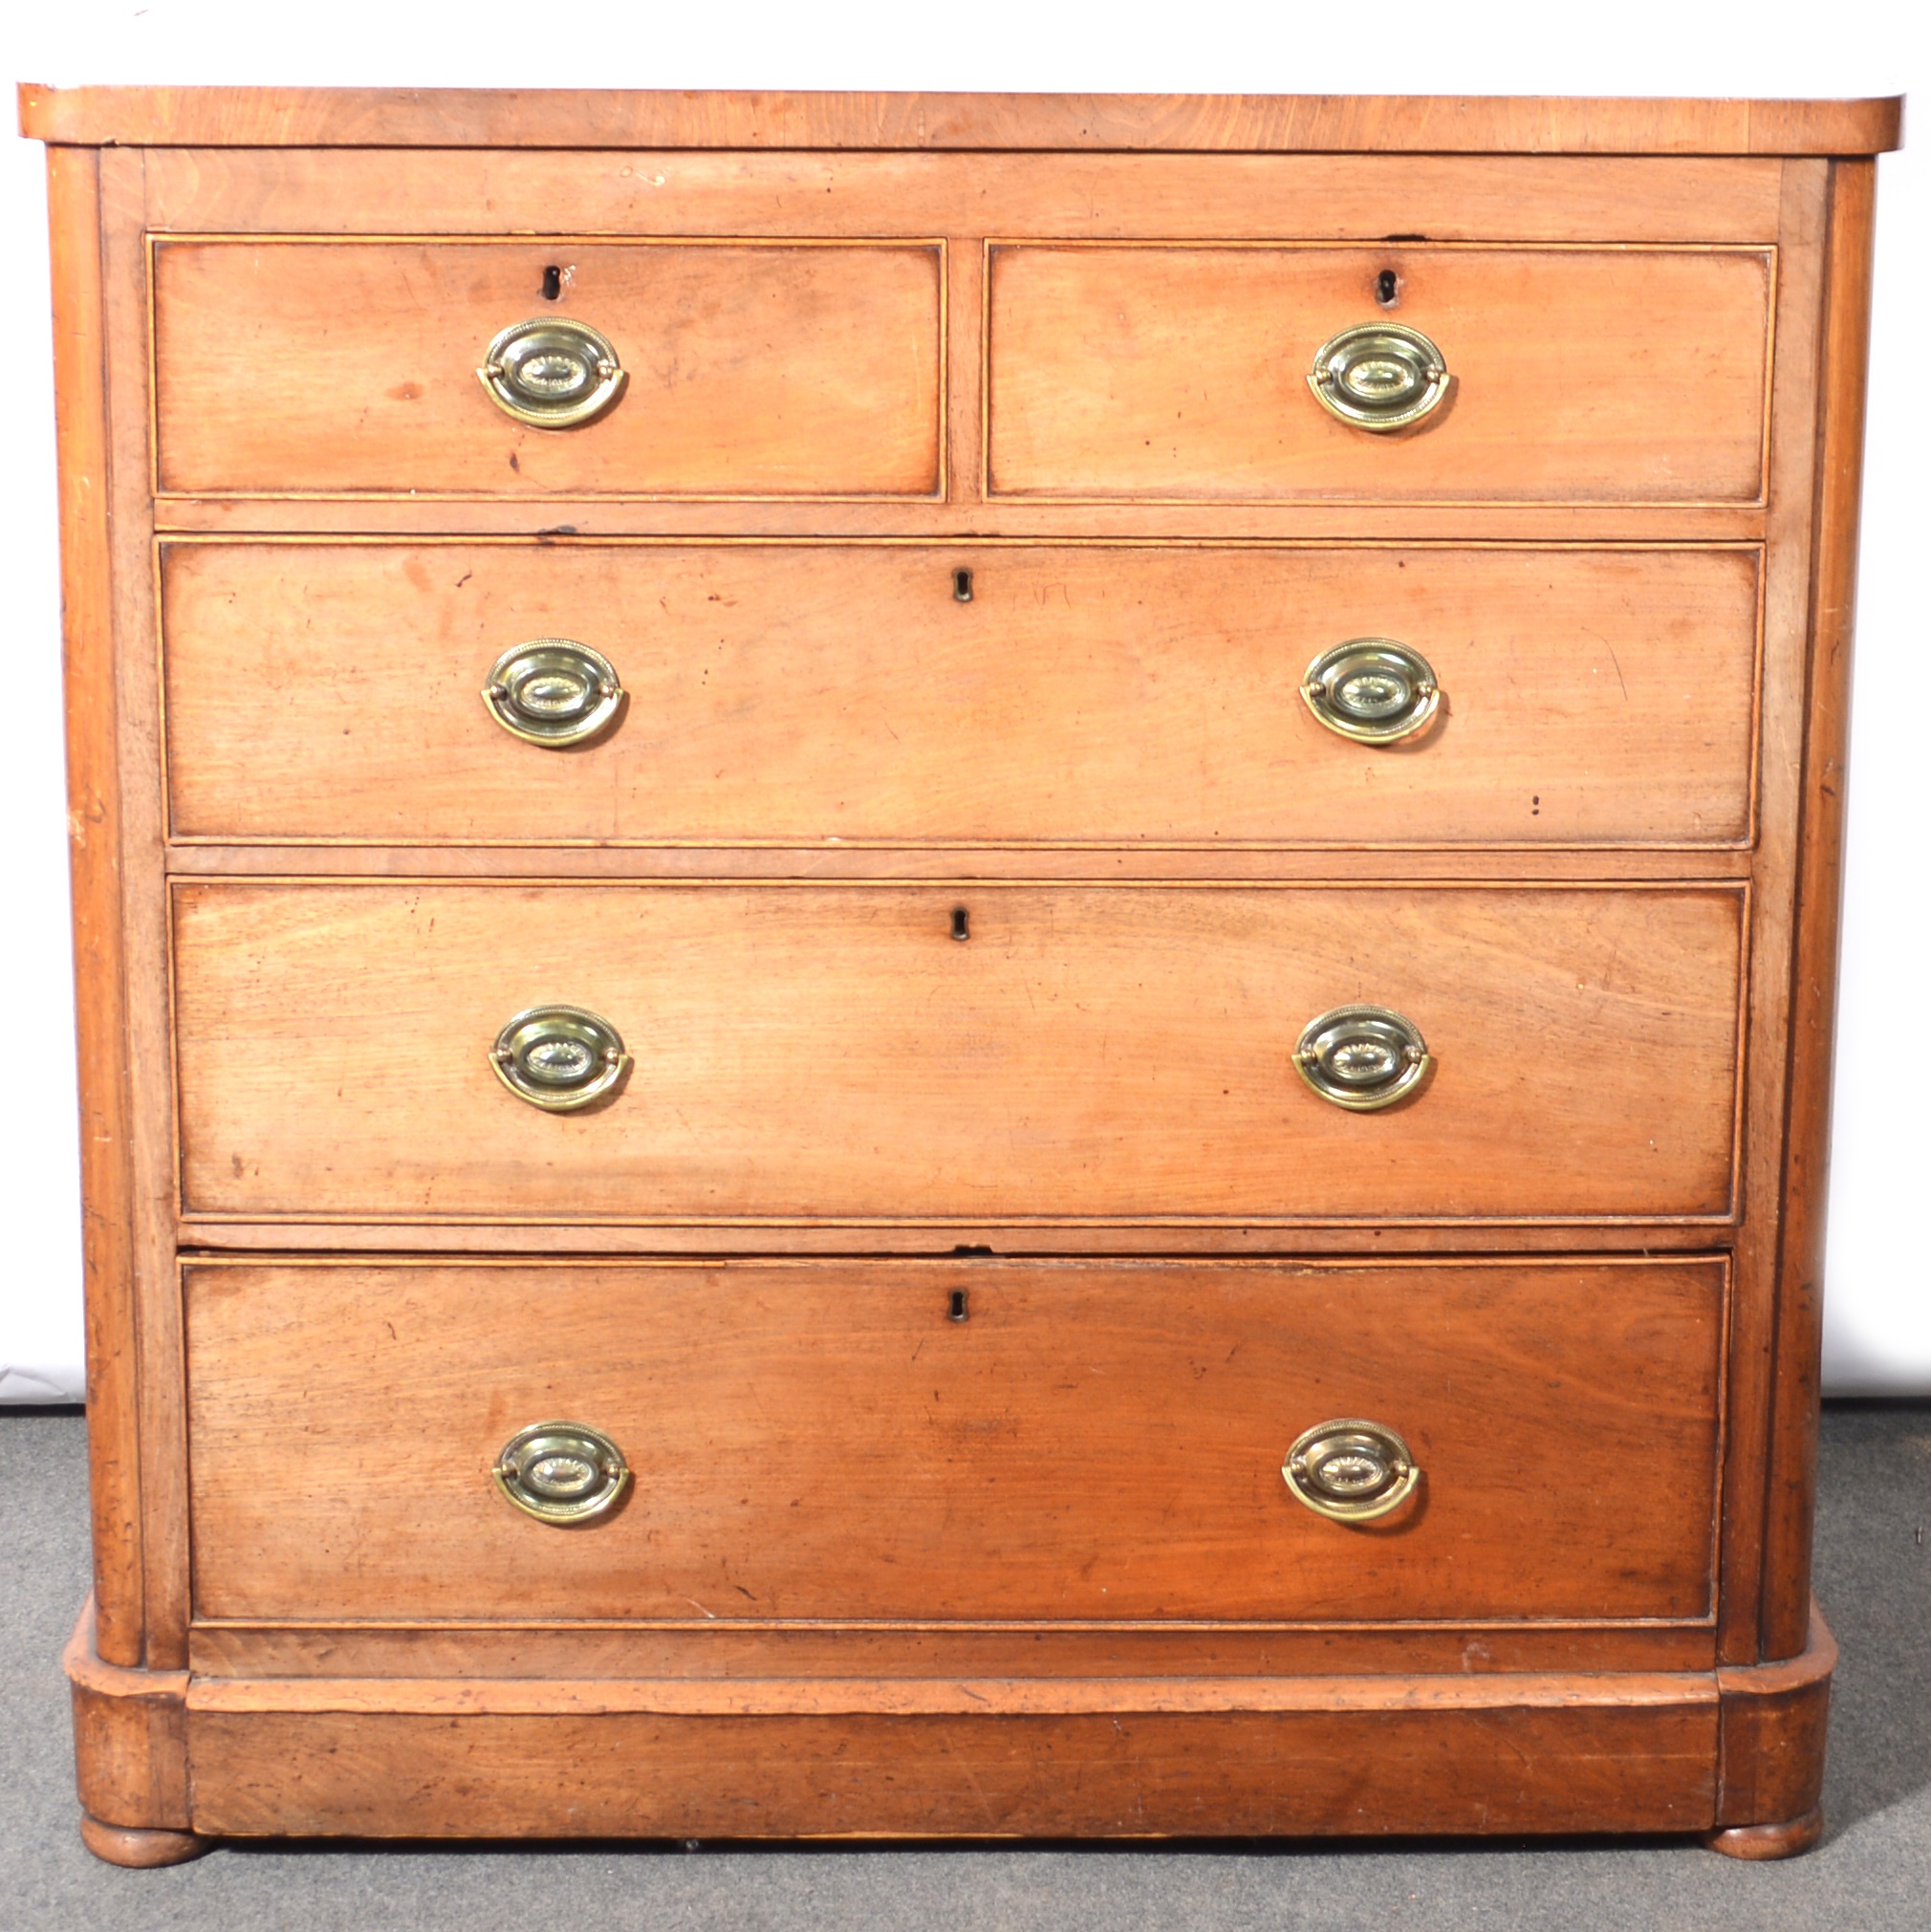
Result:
[172, 883, 1743, 1223]
[163, 542, 1760, 848]
[152, 240, 944, 497]
[987, 245, 1771, 503]
[185, 1256, 1725, 1623]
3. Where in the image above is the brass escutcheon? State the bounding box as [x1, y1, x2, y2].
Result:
[1307, 322, 1449, 431]
[1302, 639, 1441, 745]
[478, 317, 626, 428]
[493, 1421, 631, 1524]
[1294, 1005, 1431, 1111]
[1282, 1418, 1421, 1522]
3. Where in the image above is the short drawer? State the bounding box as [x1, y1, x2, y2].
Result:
[171, 882, 1743, 1224]
[185, 1256, 1725, 1625]
[987, 244, 1771, 503]
[151, 239, 944, 497]
[162, 541, 1761, 848]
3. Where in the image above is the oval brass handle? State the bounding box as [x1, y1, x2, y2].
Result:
[1294, 1005, 1431, 1112]
[1303, 640, 1440, 745]
[478, 317, 626, 428]
[493, 1421, 631, 1524]
[1283, 1419, 1420, 1522]
[490, 1005, 631, 1112]
[1308, 323, 1448, 432]
[483, 640, 624, 748]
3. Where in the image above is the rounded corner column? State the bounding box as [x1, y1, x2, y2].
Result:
[1705, 1600, 1834, 1856]
[63, 1596, 205, 1858]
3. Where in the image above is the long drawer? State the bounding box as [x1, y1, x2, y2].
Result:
[151, 239, 944, 497]
[184, 1256, 1725, 1624]
[162, 542, 1761, 847]
[987, 244, 1772, 503]
[171, 882, 1744, 1224]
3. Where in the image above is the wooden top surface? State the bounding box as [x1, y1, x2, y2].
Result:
[16, 86, 1903, 155]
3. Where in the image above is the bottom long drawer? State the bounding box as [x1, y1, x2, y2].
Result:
[184, 1255, 1724, 1627]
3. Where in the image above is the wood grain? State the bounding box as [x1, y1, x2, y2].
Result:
[150, 495, 1773, 544]
[184, 1670, 1721, 1716]
[164, 845, 1755, 882]
[152, 240, 944, 499]
[184, 1257, 1725, 1626]
[184, 1701, 1719, 1838]
[1714, 161, 1832, 1664]
[28, 87, 1888, 1850]
[62, 1598, 190, 1831]
[101, 148, 195, 1671]
[161, 541, 1762, 848]
[19, 83, 1903, 155]
[173, 1220, 1735, 1258]
[170, 882, 1746, 1224]
[1714, 1602, 1833, 1827]
[45, 145, 146, 1668]
[140, 150, 1791, 245]
[186, 1671, 1721, 1715]
[1761, 161, 1880, 1662]
[184, 1616, 1722, 1682]
[988, 245, 1772, 505]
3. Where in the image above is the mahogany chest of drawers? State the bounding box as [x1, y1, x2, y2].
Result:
[24, 84, 1899, 1863]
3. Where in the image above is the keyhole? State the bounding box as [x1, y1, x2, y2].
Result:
[1375, 269, 1399, 308]
[948, 1289, 969, 1322]
[953, 568, 974, 602]
[542, 265, 562, 300]
[950, 906, 970, 942]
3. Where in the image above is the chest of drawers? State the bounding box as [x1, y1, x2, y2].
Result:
[25, 84, 1899, 1864]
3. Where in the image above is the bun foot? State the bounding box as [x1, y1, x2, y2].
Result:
[78, 1813, 210, 1867]
[1704, 1807, 1824, 1860]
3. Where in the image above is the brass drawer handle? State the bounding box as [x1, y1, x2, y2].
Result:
[1283, 1419, 1420, 1522]
[490, 1005, 631, 1111]
[483, 640, 624, 748]
[1308, 323, 1448, 432]
[1302, 639, 1440, 745]
[1294, 1005, 1431, 1111]
[493, 1421, 631, 1524]
[478, 317, 626, 428]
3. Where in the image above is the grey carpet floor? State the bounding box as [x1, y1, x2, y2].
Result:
[2, 1403, 1926, 1931]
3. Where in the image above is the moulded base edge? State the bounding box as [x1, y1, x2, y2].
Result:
[64, 1596, 1834, 1854]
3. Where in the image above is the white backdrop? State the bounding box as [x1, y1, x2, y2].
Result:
[3, 1, 1924, 1400]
